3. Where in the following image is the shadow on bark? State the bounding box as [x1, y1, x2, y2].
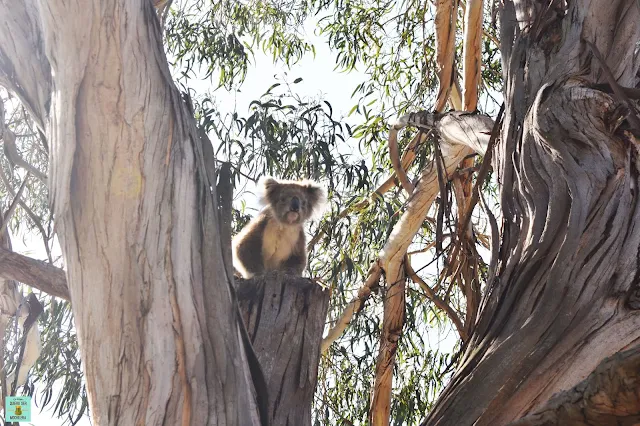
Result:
[236, 272, 330, 426]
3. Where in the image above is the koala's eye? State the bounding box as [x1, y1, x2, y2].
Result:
[280, 196, 286, 202]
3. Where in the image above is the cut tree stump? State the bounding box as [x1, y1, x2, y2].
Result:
[236, 272, 330, 426]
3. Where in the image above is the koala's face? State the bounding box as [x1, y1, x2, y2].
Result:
[260, 177, 325, 225]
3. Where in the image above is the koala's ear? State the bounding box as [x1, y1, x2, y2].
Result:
[258, 176, 280, 205]
[304, 181, 327, 214]
[260, 177, 278, 192]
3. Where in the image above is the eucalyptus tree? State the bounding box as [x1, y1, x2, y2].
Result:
[0, 0, 638, 425]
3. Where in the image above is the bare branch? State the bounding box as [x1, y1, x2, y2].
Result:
[388, 117, 415, 195]
[0, 246, 68, 300]
[370, 260, 406, 425]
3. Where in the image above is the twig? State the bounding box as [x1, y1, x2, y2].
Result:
[388, 117, 415, 195]
[0, 167, 53, 264]
[405, 258, 467, 341]
[458, 103, 505, 242]
[0, 173, 29, 240]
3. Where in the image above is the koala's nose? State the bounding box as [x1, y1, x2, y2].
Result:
[290, 197, 300, 212]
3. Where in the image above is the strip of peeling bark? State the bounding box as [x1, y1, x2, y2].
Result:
[388, 121, 415, 195]
[434, 0, 459, 111]
[508, 345, 640, 426]
[462, 0, 483, 111]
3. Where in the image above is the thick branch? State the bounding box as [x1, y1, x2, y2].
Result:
[0, 246, 68, 300]
[509, 346, 640, 426]
[237, 273, 329, 426]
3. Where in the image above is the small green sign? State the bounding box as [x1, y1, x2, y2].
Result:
[5, 396, 31, 422]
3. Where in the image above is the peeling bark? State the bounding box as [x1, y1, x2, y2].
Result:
[462, 0, 483, 111]
[433, 0, 459, 111]
[423, 1, 640, 425]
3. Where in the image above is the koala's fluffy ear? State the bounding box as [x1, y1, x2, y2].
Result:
[258, 176, 280, 205]
[303, 181, 327, 215]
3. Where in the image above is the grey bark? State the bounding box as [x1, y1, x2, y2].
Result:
[507, 345, 640, 426]
[236, 273, 330, 426]
[0, 247, 68, 300]
[424, 1, 640, 425]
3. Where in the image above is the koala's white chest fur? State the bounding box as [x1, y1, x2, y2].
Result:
[262, 220, 300, 270]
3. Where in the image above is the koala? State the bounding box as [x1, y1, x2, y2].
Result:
[232, 176, 326, 278]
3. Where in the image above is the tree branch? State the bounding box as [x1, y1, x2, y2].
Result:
[388, 117, 415, 195]
[321, 110, 493, 353]
[509, 345, 640, 426]
[0, 246, 68, 300]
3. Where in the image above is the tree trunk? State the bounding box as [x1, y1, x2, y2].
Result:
[424, 1, 640, 425]
[0, 1, 266, 425]
[236, 273, 330, 426]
